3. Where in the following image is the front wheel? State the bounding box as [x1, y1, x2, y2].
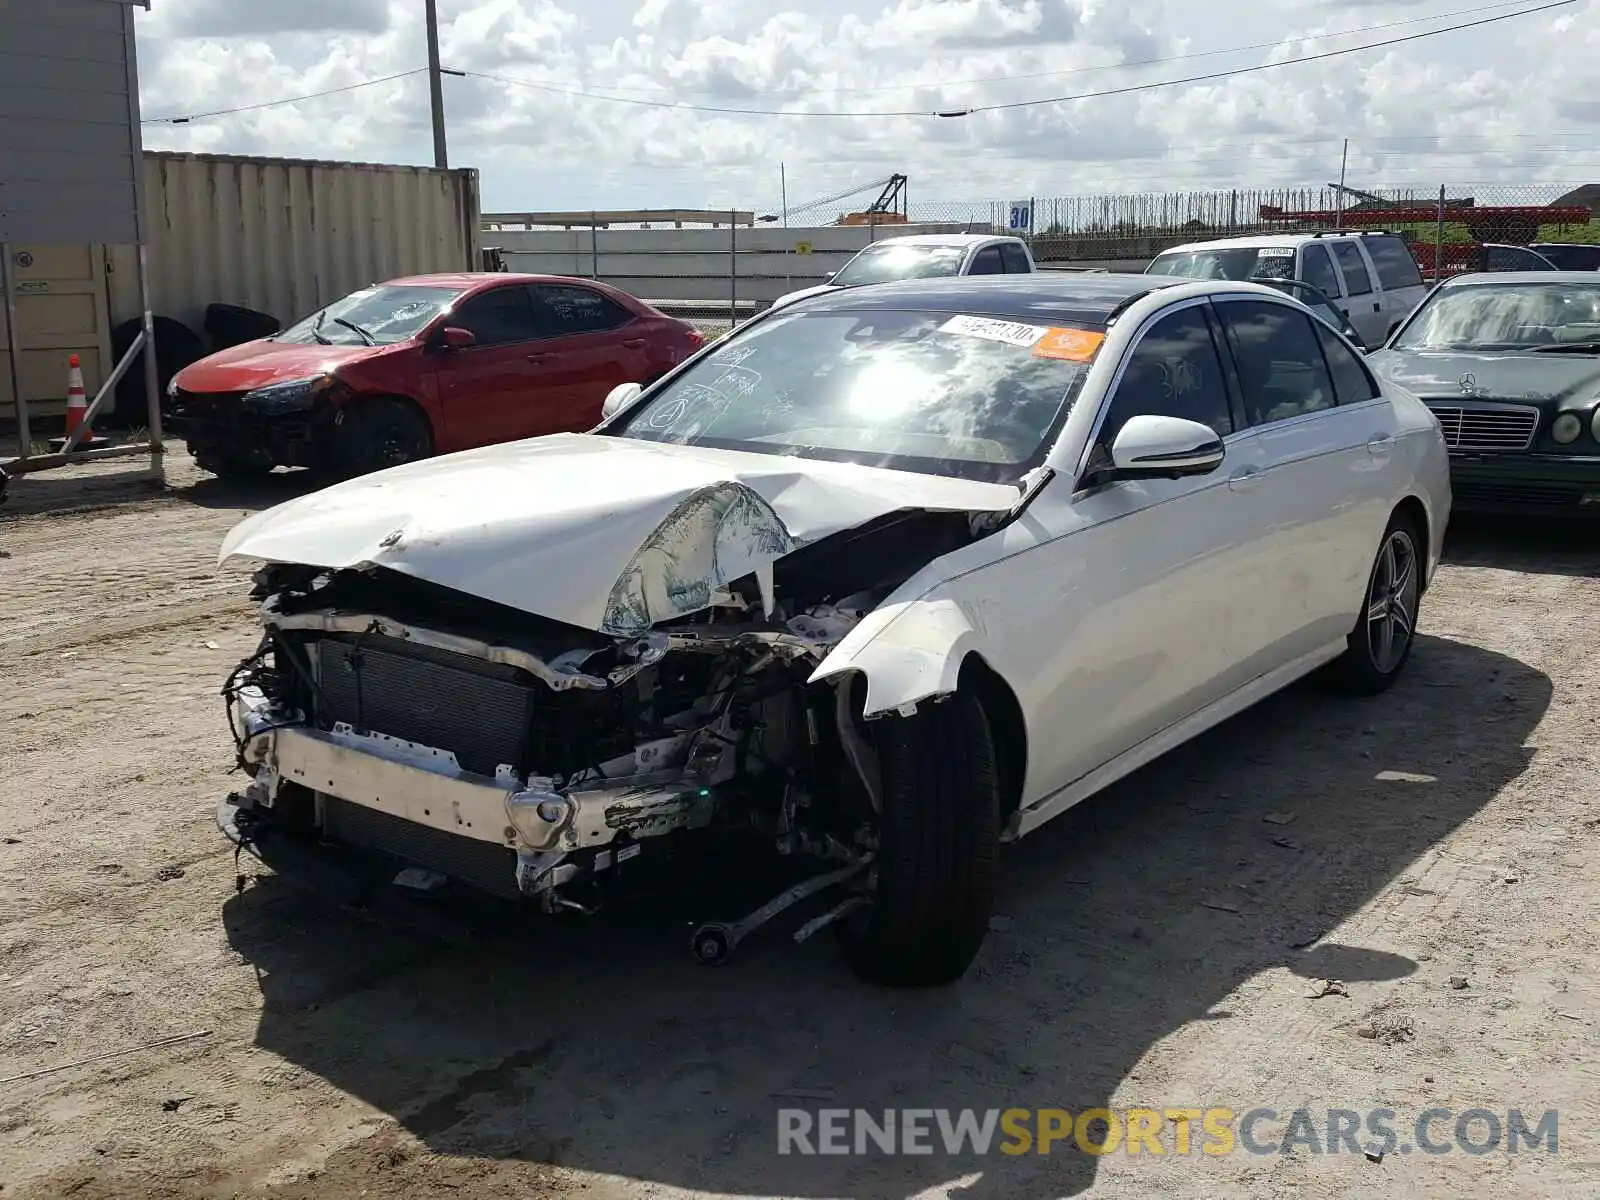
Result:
[334, 399, 434, 477]
[1327, 514, 1423, 694]
[840, 689, 1000, 987]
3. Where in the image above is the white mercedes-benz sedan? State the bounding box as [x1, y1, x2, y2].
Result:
[214, 273, 1451, 987]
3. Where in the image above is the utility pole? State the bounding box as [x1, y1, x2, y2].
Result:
[780, 162, 788, 228]
[425, 0, 448, 169]
[1334, 137, 1349, 229]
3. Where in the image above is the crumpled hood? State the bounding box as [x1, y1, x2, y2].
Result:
[220, 433, 1020, 635]
[1369, 348, 1600, 409]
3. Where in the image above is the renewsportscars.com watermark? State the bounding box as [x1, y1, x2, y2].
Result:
[777, 1107, 1559, 1158]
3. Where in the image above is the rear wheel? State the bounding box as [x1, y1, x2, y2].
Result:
[1327, 513, 1423, 694]
[334, 398, 434, 477]
[840, 690, 1000, 987]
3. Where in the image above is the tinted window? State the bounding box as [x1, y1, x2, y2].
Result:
[968, 247, 1005, 275]
[1314, 322, 1380, 405]
[1532, 244, 1600, 271]
[1100, 305, 1233, 444]
[1217, 300, 1336, 425]
[1000, 243, 1031, 274]
[1329, 241, 1374, 296]
[536, 284, 632, 334]
[1300, 245, 1343, 298]
[1484, 245, 1552, 272]
[1364, 235, 1424, 290]
[451, 286, 541, 345]
[613, 308, 1101, 482]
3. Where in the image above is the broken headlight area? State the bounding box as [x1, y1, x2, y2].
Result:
[218, 557, 910, 917]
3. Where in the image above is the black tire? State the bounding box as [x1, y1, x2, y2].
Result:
[107, 316, 208, 428]
[1326, 512, 1424, 695]
[193, 450, 273, 480]
[334, 398, 434, 477]
[840, 690, 1001, 987]
[204, 303, 281, 350]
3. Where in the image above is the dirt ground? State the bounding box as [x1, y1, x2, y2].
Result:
[2, 446, 1599, 1199]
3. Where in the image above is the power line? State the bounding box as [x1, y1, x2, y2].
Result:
[457, 0, 1576, 119]
[141, 68, 428, 125]
[497, 0, 1548, 102]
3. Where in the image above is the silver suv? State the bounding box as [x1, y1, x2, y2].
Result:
[1146, 231, 1430, 349]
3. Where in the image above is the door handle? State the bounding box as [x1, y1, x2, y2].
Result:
[1367, 434, 1393, 458]
[1227, 465, 1263, 492]
[526, 351, 554, 363]
[1373, 301, 1382, 312]
[621, 337, 648, 349]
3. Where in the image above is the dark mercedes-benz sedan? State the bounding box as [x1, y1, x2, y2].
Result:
[1369, 271, 1600, 516]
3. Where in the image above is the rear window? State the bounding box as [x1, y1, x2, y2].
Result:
[1364, 235, 1424, 290]
[832, 244, 968, 286]
[1147, 247, 1296, 281]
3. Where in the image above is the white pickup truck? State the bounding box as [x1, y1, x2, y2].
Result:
[771, 233, 1036, 310]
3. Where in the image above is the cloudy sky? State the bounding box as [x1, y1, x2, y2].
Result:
[133, 0, 1600, 216]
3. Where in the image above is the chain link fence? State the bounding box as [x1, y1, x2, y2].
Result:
[483, 184, 1598, 325]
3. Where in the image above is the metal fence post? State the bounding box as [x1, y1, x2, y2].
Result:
[0, 243, 29, 458]
[1434, 186, 1446, 284]
[729, 209, 737, 328]
[590, 212, 599, 281]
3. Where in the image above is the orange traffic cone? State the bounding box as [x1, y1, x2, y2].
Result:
[64, 354, 89, 441]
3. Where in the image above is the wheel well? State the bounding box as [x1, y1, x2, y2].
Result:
[355, 393, 435, 446]
[958, 655, 1027, 823]
[1392, 495, 1430, 591]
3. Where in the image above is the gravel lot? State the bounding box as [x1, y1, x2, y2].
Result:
[2, 449, 1599, 1199]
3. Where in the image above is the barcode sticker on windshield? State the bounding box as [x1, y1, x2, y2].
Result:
[1257, 247, 1296, 257]
[1032, 327, 1105, 362]
[938, 315, 1049, 347]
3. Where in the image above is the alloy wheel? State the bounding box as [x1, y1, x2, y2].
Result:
[1366, 528, 1419, 674]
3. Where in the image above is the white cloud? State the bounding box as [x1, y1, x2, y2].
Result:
[134, 0, 1600, 214]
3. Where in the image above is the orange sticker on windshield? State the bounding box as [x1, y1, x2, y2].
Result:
[1032, 327, 1105, 362]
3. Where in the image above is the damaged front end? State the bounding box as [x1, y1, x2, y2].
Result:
[217, 492, 990, 922]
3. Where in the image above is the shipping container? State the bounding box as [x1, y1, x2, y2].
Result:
[3, 151, 481, 422]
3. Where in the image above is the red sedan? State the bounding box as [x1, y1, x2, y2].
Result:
[167, 273, 705, 478]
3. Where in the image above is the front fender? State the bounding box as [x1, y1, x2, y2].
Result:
[809, 597, 985, 717]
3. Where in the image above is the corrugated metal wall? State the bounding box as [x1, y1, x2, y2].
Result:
[107, 152, 483, 335]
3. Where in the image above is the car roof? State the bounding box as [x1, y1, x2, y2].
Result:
[856, 233, 1016, 248]
[1156, 230, 1396, 254]
[785, 272, 1186, 325]
[1438, 270, 1600, 287]
[383, 272, 596, 289]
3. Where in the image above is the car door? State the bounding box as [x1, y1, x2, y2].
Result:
[1299, 242, 1350, 325]
[433, 283, 559, 448]
[1361, 233, 1428, 337]
[1020, 300, 1273, 791]
[526, 283, 655, 430]
[1211, 295, 1398, 663]
[1326, 240, 1387, 346]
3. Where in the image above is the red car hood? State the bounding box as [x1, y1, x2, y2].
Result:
[175, 339, 390, 393]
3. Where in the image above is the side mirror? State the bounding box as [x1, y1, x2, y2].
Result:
[824, 270, 837, 281]
[1108, 414, 1225, 479]
[601, 381, 643, 420]
[436, 326, 476, 350]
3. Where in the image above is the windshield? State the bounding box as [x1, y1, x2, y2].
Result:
[1148, 247, 1297, 282]
[276, 284, 465, 346]
[1391, 281, 1600, 351]
[832, 244, 968, 286]
[610, 308, 1102, 482]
